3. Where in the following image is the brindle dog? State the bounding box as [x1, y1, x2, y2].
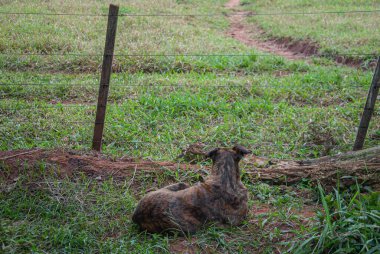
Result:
[132, 145, 251, 234]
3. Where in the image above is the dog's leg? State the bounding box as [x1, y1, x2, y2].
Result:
[164, 182, 190, 191]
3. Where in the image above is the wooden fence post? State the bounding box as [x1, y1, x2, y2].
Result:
[92, 4, 119, 151]
[353, 56, 380, 151]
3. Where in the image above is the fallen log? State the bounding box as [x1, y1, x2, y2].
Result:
[244, 146, 380, 190]
[1, 146, 379, 190]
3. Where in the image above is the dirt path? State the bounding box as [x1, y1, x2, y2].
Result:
[225, 0, 307, 60]
[225, 0, 372, 68]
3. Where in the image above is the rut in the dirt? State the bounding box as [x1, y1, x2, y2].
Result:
[225, 0, 310, 61]
[225, 0, 369, 67]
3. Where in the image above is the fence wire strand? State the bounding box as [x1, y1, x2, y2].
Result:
[0, 9, 379, 17]
[0, 82, 371, 90]
[0, 138, 348, 149]
[0, 102, 372, 111]
[0, 52, 378, 57]
[0, 104, 97, 111]
[0, 120, 94, 124]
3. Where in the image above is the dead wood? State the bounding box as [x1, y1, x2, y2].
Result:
[245, 146, 380, 190]
[1, 146, 379, 190]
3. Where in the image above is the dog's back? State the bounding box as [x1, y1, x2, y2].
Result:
[132, 183, 214, 233]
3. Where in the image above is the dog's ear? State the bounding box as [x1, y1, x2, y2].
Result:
[205, 148, 220, 160]
[233, 145, 252, 157]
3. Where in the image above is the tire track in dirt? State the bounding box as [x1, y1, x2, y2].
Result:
[225, 0, 306, 60]
[225, 0, 374, 68]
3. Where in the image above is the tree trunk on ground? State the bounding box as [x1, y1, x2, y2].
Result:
[245, 146, 380, 190]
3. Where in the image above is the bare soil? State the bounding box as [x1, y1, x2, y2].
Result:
[169, 238, 198, 254]
[227, 13, 306, 61]
[225, 0, 369, 67]
[225, 0, 312, 61]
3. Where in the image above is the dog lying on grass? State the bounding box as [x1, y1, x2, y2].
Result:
[132, 145, 251, 234]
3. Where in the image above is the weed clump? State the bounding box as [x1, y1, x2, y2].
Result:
[290, 183, 380, 254]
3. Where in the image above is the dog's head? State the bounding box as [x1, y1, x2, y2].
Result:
[206, 145, 251, 162]
[206, 145, 252, 183]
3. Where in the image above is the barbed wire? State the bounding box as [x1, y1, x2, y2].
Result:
[0, 9, 379, 17]
[0, 138, 350, 149]
[0, 102, 371, 111]
[0, 83, 98, 86]
[5, 106, 378, 125]
[0, 82, 370, 89]
[0, 52, 377, 57]
[0, 95, 371, 107]
[0, 119, 94, 124]
[2, 83, 375, 106]
[1, 104, 376, 128]
[0, 104, 97, 110]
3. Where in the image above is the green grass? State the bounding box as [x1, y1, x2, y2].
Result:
[289, 183, 380, 254]
[1, 65, 379, 160]
[0, 161, 316, 253]
[1, 0, 379, 253]
[0, 0, 242, 72]
[241, 0, 380, 64]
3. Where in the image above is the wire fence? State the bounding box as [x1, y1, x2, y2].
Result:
[0, 98, 372, 111]
[0, 53, 378, 57]
[0, 101, 373, 110]
[0, 82, 371, 88]
[3, 135, 375, 163]
[0, 137, 354, 152]
[0, 4, 379, 156]
[0, 9, 379, 17]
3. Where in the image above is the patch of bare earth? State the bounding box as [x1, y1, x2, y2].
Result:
[226, 0, 307, 61]
[225, 0, 369, 67]
[169, 238, 199, 254]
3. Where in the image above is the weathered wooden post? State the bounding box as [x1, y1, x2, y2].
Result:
[92, 4, 119, 151]
[353, 57, 380, 151]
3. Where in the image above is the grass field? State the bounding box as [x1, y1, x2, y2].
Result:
[1, 66, 378, 160]
[241, 0, 380, 64]
[1, 0, 379, 253]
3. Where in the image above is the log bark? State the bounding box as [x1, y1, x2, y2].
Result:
[244, 146, 380, 190]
